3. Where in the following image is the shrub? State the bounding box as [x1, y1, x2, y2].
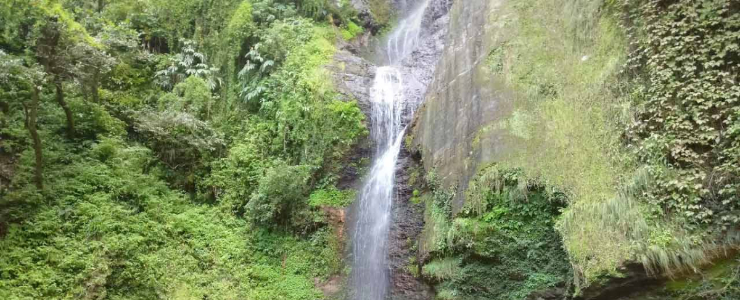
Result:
[134, 110, 224, 188]
[245, 164, 312, 227]
[68, 99, 127, 138]
[158, 76, 216, 119]
[341, 20, 363, 40]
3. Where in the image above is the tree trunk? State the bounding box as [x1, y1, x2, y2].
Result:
[23, 87, 44, 190]
[97, 0, 105, 13]
[91, 71, 100, 103]
[0, 100, 8, 129]
[54, 77, 75, 137]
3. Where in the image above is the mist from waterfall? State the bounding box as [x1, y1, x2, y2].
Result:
[386, 1, 430, 65]
[351, 1, 430, 299]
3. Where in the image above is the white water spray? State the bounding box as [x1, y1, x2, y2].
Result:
[351, 1, 430, 299]
[386, 1, 430, 65]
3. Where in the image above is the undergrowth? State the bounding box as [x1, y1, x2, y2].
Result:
[0, 1, 367, 299]
[419, 166, 572, 300]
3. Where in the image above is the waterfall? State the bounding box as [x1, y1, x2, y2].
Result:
[386, 0, 430, 65]
[351, 1, 430, 299]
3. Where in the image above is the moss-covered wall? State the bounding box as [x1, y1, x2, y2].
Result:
[410, 0, 740, 299]
[410, 0, 513, 213]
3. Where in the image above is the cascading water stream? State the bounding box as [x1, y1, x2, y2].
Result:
[351, 1, 430, 299]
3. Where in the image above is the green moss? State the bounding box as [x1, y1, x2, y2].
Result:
[410, 189, 422, 205]
[661, 257, 740, 300]
[340, 20, 363, 40]
[404, 133, 415, 150]
[485, 0, 740, 289]
[483, 0, 645, 287]
[406, 256, 421, 278]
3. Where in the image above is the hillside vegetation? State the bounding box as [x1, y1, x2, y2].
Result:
[2, 0, 739, 300]
[0, 0, 370, 299]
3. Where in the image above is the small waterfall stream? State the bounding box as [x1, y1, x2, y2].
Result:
[351, 1, 430, 299]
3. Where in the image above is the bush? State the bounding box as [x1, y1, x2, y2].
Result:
[341, 20, 363, 40]
[245, 164, 313, 227]
[203, 140, 269, 212]
[68, 98, 127, 138]
[158, 76, 216, 119]
[134, 110, 224, 189]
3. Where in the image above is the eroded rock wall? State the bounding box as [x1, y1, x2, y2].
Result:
[410, 0, 514, 212]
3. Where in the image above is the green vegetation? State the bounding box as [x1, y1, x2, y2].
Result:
[0, 0, 368, 299]
[418, 166, 572, 300]
[2, 0, 738, 299]
[480, 0, 740, 291]
[411, 0, 740, 297]
[367, 0, 393, 28]
[624, 0, 740, 255]
[486, 0, 634, 284]
[662, 258, 740, 300]
[309, 187, 357, 208]
[341, 21, 364, 40]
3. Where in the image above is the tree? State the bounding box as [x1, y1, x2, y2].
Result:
[155, 40, 220, 91]
[32, 3, 106, 137]
[69, 41, 116, 103]
[35, 15, 76, 138]
[0, 52, 47, 189]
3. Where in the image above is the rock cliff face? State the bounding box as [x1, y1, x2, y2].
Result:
[407, 1, 739, 300]
[410, 0, 514, 212]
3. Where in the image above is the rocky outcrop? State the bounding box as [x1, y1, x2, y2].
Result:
[388, 146, 433, 300]
[578, 264, 664, 300]
[329, 47, 376, 113]
[349, 0, 385, 34]
[410, 0, 514, 212]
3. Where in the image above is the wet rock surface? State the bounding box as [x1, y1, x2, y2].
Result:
[388, 145, 432, 300]
[411, 0, 515, 213]
[331, 0, 451, 299]
[329, 47, 376, 113]
[386, 1, 451, 299]
[349, 0, 384, 34]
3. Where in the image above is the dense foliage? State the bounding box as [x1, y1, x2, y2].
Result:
[0, 0, 369, 299]
[626, 0, 740, 238]
[416, 167, 572, 300]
